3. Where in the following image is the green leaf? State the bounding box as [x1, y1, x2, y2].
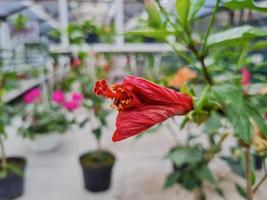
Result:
[176, 0, 190, 27]
[212, 84, 243, 105]
[188, 0, 205, 20]
[180, 116, 190, 130]
[145, 3, 162, 29]
[164, 172, 180, 188]
[221, 156, 245, 178]
[224, 0, 267, 13]
[208, 26, 267, 47]
[169, 147, 203, 166]
[92, 127, 102, 141]
[196, 85, 210, 112]
[204, 111, 222, 135]
[195, 165, 216, 184]
[226, 106, 253, 144]
[125, 29, 171, 40]
[243, 102, 267, 137]
[7, 164, 23, 177]
[235, 184, 247, 199]
[0, 169, 7, 178]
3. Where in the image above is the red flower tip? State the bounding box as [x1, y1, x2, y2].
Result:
[93, 79, 138, 110]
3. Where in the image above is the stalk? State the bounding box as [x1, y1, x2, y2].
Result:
[244, 147, 253, 200]
[0, 138, 7, 170]
[253, 161, 267, 193]
[201, 0, 221, 55]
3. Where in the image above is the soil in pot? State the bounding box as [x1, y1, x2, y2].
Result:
[0, 157, 27, 200]
[80, 150, 115, 192]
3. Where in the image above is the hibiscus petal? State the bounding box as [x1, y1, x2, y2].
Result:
[113, 103, 187, 142]
[124, 75, 193, 111]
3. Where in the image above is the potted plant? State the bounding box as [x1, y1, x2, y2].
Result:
[82, 21, 100, 44]
[79, 78, 115, 192]
[11, 14, 30, 35]
[0, 73, 27, 199]
[19, 88, 83, 152]
[48, 29, 62, 44]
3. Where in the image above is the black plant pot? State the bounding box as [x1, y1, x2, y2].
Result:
[254, 154, 263, 170]
[85, 33, 99, 44]
[144, 37, 155, 43]
[0, 157, 27, 200]
[79, 151, 115, 192]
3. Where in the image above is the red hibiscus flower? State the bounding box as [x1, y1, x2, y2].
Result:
[93, 75, 193, 142]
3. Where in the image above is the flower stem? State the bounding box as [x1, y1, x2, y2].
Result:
[0, 138, 7, 170]
[244, 147, 253, 200]
[188, 44, 213, 85]
[201, 0, 221, 55]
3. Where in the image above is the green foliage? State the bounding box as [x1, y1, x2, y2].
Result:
[19, 106, 74, 139]
[208, 26, 267, 47]
[188, 0, 205, 20]
[204, 111, 222, 135]
[176, 0, 190, 27]
[125, 29, 172, 41]
[168, 146, 203, 166]
[11, 14, 28, 31]
[49, 29, 62, 39]
[164, 172, 180, 188]
[67, 23, 85, 45]
[224, 0, 267, 12]
[211, 84, 267, 144]
[235, 184, 247, 199]
[145, 2, 162, 29]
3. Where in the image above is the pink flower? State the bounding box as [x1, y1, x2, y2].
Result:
[52, 90, 65, 104]
[241, 68, 251, 85]
[62, 92, 83, 111]
[71, 92, 83, 105]
[23, 88, 41, 104]
[63, 101, 79, 111]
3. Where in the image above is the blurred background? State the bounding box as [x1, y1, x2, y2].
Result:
[0, 0, 267, 200]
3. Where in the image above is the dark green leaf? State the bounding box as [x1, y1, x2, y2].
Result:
[164, 172, 180, 188]
[235, 184, 247, 199]
[226, 106, 253, 144]
[92, 127, 102, 141]
[195, 165, 216, 184]
[221, 156, 245, 177]
[169, 147, 203, 166]
[204, 111, 222, 135]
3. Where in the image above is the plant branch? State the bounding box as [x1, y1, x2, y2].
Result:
[201, 0, 221, 55]
[244, 147, 253, 200]
[253, 161, 267, 193]
[253, 174, 267, 193]
[166, 40, 192, 64]
[188, 43, 213, 85]
[0, 138, 7, 170]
